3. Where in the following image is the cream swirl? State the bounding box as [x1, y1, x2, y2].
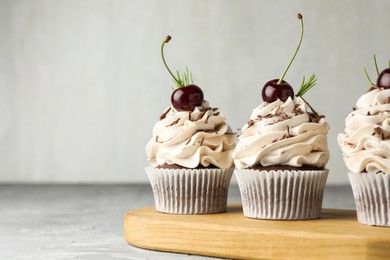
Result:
[146, 101, 236, 169]
[233, 97, 329, 169]
[338, 88, 390, 174]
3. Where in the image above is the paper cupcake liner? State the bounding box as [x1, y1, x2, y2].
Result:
[145, 166, 234, 214]
[235, 169, 328, 220]
[348, 172, 390, 227]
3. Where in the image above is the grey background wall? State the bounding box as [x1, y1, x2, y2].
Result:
[0, 0, 389, 183]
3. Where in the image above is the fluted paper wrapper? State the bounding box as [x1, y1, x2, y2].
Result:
[235, 169, 328, 220]
[145, 166, 234, 214]
[348, 172, 390, 227]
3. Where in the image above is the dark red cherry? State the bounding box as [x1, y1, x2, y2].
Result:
[171, 84, 204, 111]
[262, 79, 294, 102]
[377, 68, 390, 89]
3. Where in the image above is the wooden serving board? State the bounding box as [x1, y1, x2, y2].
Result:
[124, 205, 390, 259]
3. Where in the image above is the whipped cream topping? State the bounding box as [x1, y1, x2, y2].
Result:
[338, 88, 390, 174]
[233, 97, 329, 169]
[146, 101, 236, 169]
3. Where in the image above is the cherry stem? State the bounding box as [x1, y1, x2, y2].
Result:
[277, 13, 304, 85]
[373, 54, 379, 76]
[161, 35, 182, 87]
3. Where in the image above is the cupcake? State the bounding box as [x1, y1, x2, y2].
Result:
[338, 57, 390, 226]
[233, 13, 329, 220]
[145, 36, 236, 214]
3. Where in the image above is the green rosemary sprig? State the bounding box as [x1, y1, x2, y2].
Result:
[364, 67, 374, 86]
[374, 54, 380, 75]
[363, 54, 383, 87]
[296, 73, 317, 97]
[172, 67, 193, 87]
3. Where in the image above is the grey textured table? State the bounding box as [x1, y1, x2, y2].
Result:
[0, 184, 355, 259]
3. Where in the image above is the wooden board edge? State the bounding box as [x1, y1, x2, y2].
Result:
[123, 206, 390, 259]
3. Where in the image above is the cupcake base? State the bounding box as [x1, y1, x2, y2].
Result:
[348, 171, 390, 227]
[235, 169, 328, 220]
[145, 166, 234, 214]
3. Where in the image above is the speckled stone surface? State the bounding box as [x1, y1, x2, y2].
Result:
[0, 184, 354, 259]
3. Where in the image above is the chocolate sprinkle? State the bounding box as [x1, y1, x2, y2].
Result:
[300, 96, 323, 123]
[166, 118, 180, 127]
[308, 112, 324, 123]
[197, 110, 207, 121]
[247, 119, 255, 127]
[373, 127, 385, 140]
[268, 115, 291, 126]
[275, 106, 280, 115]
[294, 106, 304, 115]
[159, 107, 171, 120]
